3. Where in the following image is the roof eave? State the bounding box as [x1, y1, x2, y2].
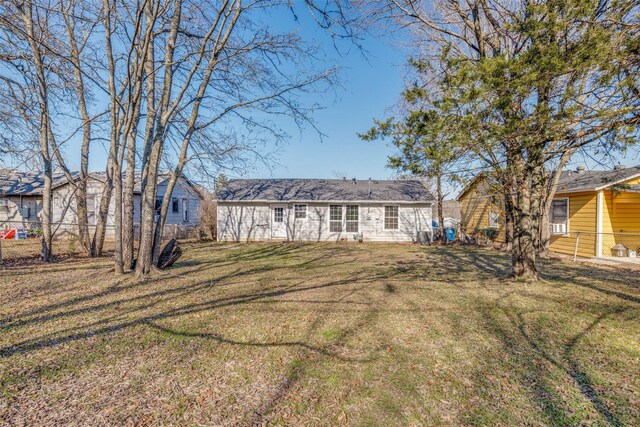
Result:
[216, 199, 434, 204]
[593, 171, 640, 191]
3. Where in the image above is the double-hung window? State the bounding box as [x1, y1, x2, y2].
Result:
[294, 204, 307, 219]
[550, 198, 569, 235]
[172, 198, 180, 213]
[329, 205, 359, 232]
[329, 205, 342, 232]
[384, 206, 399, 230]
[488, 211, 499, 228]
[345, 205, 359, 232]
[0, 198, 8, 211]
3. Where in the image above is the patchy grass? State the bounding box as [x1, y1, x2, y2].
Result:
[0, 242, 639, 426]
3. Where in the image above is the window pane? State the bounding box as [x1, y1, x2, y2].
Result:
[489, 211, 499, 228]
[295, 205, 307, 219]
[329, 205, 342, 232]
[346, 205, 358, 221]
[329, 205, 342, 221]
[274, 207, 284, 222]
[384, 206, 399, 230]
[551, 199, 568, 223]
[345, 205, 358, 232]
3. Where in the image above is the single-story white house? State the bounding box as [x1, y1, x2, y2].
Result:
[216, 178, 434, 242]
[0, 168, 203, 235]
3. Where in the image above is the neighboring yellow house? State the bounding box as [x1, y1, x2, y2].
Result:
[458, 174, 507, 244]
[458, 165, 640, 258]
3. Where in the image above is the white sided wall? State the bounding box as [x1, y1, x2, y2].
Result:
[50, 177, 202, 236]
[217, 202, 432, 242]
[0, 195, 41, 227]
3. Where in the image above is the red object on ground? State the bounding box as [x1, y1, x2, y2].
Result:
[2, 229, 15, 239]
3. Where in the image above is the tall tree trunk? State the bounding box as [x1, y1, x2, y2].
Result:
[503, 190, 514, 252]
[122, 121, 138, 270]
[113, 152, 124, 274]
[136, 136, 163, 277]
[136, 0, 182, 278]
[510, 162, 541, 281]
[436, 173, 445, 244]
[21, 0, 53, 261]
[63, 1, 91, 254]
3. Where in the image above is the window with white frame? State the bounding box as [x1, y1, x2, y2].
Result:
[488, 210, 499, 228]
[294, 204, 307, 219]
[345, 205, 359, 232]
[0, 198, 8, 211]
[384, 206, 399, 230]
[329, 205, 342, 232]
[550, 198, 569, 235]
[87, 195, 96, 225]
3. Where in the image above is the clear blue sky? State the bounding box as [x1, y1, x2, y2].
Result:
[227, 7, 411, 181]
[52, 5, 639, 186]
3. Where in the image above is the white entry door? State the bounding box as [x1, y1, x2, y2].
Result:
[271, 205, 287, 239]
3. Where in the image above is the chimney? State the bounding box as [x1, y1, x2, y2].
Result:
[576, 165, 585, 174]
[614, 164, 625, 171]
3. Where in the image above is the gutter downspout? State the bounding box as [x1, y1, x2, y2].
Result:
[596, 190, 603, 257]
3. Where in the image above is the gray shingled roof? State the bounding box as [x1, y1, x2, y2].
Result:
[556, 166, 640, 193]
[0, 169, 201, 197]
[0, 169, 78, 196]
[217, 179, 435, 203]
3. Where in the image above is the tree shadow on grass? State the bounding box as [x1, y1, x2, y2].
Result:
[480, 294, 629, 426]
[0, 265, 399, 360]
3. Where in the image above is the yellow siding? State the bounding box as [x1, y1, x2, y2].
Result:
[622, 176, 640, 185]
[549, 192, 597, 257]
[601, 190, 640, 255]
[602, 190, 614, 234]
[459, 189, 506, 243]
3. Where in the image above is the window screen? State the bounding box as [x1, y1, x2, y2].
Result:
[274, 207, 284, 223]
[294, 205, 307, 219]
[329, 205, 342, 232]
[345, 205, 359, 232]
[551, 199, 568, 224]
[384, 206, 399, 230]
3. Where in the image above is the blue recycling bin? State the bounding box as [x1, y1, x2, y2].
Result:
[444, 227, 456, 242]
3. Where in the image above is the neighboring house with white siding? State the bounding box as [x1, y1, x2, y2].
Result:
[0, 168, 203, 234]
[216, 178, 434, 242]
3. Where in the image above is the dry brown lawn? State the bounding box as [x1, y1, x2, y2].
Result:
[1, 242, 639, 426]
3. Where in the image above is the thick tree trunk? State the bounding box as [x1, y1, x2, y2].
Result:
[511, 188, 539, 280]
[503, 191, 514, 252]
[113, 157, 124, 274]
[510, 162, 541, 281]
[135, 138, 163, 277]
[122, 126, 137, 270]
[40, 158, 53, 262]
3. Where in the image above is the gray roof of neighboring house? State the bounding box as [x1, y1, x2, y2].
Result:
[556, 166, 640, 193]
[0, 168, 202, 198]
[0, 169, 78, 196]
[216, 178, 435, 203]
